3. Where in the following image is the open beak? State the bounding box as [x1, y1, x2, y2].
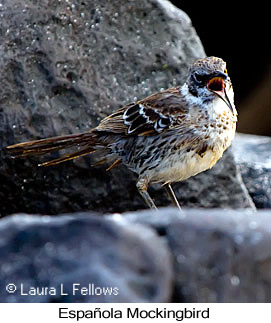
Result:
[207, 72, 234, 113]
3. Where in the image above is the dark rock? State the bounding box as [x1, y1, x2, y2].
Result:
[0, 213, 172, 302]
[120, 207, 271, 302]
[232, 133, 271, 209]
[0, 0, 252, 215]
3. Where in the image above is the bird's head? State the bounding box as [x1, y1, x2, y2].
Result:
[186, 56, 234, 113]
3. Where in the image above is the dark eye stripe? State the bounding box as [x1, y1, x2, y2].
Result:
[194, 72, 208, 83]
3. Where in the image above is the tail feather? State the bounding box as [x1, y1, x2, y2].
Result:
[7, 132, 98, 166]
[38, 147, 96, 167]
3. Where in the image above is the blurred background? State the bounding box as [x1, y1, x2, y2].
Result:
[172, 1, 271, 136]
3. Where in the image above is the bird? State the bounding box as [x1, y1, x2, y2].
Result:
[7, 56, 237, 210]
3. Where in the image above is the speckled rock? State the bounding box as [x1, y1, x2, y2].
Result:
[0, 0, 252, 215]
[120, 208, 271, 302]
[0, 213, 172, 302]
[232, 133, 271, 209]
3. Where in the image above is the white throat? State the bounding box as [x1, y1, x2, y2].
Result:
[180, 83, 236, 120]
[180, 83, 205, 106]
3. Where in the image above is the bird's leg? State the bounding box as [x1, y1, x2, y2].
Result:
[136, 178, 157, 210]
[164, 183, 181, 210]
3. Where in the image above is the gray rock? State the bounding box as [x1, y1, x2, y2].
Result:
[232, 133, 271, 209]
[120, 208, 271, 302]
[0, 213, 172, 302]
[0, 0, 252, 215]
[1, 207, 271, 303]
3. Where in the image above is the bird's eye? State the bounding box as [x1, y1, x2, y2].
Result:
[193, 72, 206, 83]
[224, 68, 228, 74]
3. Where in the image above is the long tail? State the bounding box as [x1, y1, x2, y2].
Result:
[7, 132, 98, 167]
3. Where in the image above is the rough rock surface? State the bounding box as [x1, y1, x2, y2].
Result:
[232, 133, 271, 209]
[0, 213, 172, 302]
[120, 208, 271, 302]
[0, 0, 252, 215]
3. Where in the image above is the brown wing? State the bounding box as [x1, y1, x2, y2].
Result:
[95, 86, 188, 136]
